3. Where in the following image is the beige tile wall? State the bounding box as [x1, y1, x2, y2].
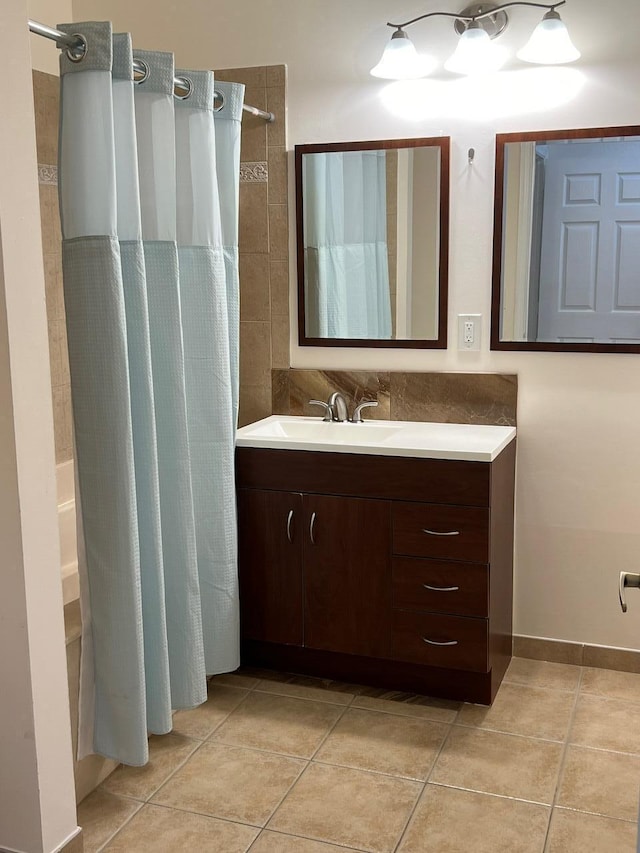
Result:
[33, 70, 72, 464]
[215, 65, 289, 427]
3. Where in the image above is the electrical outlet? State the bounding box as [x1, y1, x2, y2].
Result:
[458, 314, 481, 351]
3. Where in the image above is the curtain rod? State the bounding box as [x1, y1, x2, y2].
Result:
[28, 19, 275, 122]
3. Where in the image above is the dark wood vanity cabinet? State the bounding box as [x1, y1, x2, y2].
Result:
[236, 440, 515, 705]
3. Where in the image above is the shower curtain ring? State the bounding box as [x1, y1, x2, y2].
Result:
[133, 58, 150, 85]
[64, 33, 87, 63]
[174, 76, 193, 99]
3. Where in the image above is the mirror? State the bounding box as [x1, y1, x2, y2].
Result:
[492, 125, 640, 353]
[295, 138, 449, 348]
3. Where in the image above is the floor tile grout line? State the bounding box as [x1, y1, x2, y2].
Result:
[424, 780, 555, 809]
[542, 664, 586, 852]
[452, 720, 569, 744]
[197, 686, 257, 745]
[101, 733, 204, 807]
[448, 721, 573, 746]
[391, 718, 456, 852]
[120, 794, 268, 829]
[248, 827, 370, 853]
[252, 684, 356, 707]
[98, 800, 265, 852]
[261, 755, 313, 834]
[95, 797, 145, 853]
[307, 698, 356, 762]
[552, 804, 639, 824]
[351, 700, 459, 726]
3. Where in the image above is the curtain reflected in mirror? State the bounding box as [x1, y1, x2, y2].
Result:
[492, 126, 640, 353]
[303, 150, 392, 339]
[295, 138, 449, 349]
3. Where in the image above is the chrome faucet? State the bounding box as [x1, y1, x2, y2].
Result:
[328, 391, 349, 422]
[308, 399, 333, 421]
[351, 400, 378, 423]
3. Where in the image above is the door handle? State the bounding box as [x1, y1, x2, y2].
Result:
[619, 571, 640, 613]
[309, 512, 317, 545]
[286, 509, 294, 544]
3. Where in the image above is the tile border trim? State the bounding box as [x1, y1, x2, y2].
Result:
[240, 161, 268, 183]
[514, 635, 640, 673]
[38, 163, 58, 185]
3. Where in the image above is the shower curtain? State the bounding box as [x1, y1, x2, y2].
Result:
[57, 22, 244, 765]
[303, 150, 392, 338]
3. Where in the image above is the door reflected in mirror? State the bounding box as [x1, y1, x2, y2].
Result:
[295, 138, 449, 348]
[492, 126, 640, 353]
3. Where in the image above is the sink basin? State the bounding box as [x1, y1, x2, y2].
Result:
[236, 415, 516, 462]
[247, 418, 402, 444]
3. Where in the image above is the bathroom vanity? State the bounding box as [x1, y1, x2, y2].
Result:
[235, 416, 516, 704]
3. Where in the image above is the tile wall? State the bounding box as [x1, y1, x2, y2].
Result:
[273, 369, 518, 426]
[33, 70, 72, 464]
[214, 65, 290, 427]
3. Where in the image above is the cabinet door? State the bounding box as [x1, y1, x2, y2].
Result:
[238, 489, 303, 645]
[303, 494, 391, 658]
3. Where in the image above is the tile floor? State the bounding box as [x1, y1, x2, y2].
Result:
[78, 659, 640, 852]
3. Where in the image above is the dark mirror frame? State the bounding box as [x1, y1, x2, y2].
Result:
[295, 137, 450, 349]
[491, 125, 640, 354]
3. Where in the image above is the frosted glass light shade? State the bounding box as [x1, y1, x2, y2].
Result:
[370, 29, 437, 79]
[444, 23, 507, 75]
[517, 10, 580, 64]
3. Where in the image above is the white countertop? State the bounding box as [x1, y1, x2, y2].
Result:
[236, 415, 516, 462]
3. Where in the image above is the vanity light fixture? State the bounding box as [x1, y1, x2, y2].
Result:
[370, 0, 580, 79]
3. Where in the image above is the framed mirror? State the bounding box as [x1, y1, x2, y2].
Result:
[295, 137, 449, 348]
[491, 125, 640, 353]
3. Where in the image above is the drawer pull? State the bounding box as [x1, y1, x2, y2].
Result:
[422, 528, 460, 536]
[422, 584, 459, 592]
[422, 637, 458, 647]
[286, 509, 294, 544]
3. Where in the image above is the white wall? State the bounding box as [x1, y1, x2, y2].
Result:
[0, 3, 78, 851]
[73, 0, 640, 649]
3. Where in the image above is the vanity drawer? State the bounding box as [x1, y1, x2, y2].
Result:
[392, 557, 488, 617]
[393, 503, 489, 562]
[392, 610, 489, 672]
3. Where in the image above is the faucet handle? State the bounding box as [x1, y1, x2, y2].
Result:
[308, 400, 333, 422]
[351, 400, 379, 423]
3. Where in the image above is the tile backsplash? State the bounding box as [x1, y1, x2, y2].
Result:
[273, 369, 517, 426]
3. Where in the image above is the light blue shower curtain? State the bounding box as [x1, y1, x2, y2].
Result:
[57, 22, 244, 765]
[303, 150, 392, 338]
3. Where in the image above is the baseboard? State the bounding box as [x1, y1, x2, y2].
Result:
[0, 827, 82, 853]
[55, 828, 83, 853]
[514, 635, 640, 673]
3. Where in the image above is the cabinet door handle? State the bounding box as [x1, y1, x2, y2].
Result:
[309, 511, 317, 545]
[422, 584, 460, 592]
[422, 528, 460, 536]
[286, 510, 294, 544]
[422, 637, 458, 647]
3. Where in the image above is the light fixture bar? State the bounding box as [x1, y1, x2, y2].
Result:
[387, 0, 565, 30]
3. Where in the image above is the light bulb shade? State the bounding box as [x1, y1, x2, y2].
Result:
[517, 11, 580, 64]
[370, 28, 436, 79]
[444, 23, 507, 75]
